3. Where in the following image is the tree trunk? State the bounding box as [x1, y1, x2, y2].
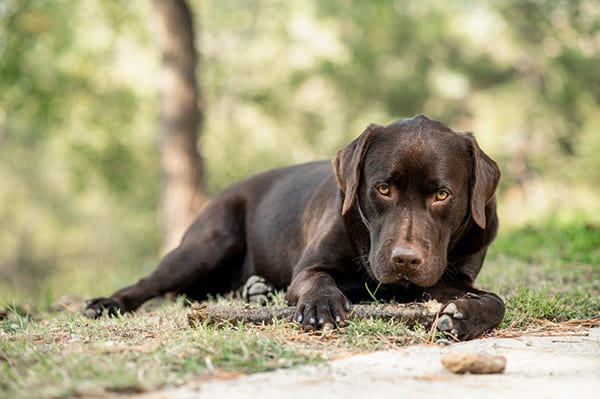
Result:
[152, 0, 206, 252]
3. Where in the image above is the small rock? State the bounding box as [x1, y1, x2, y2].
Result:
[441, 352, 506, 374]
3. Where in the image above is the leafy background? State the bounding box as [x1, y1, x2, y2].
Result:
[1, 0, 599, 306]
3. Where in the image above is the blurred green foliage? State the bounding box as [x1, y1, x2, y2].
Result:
[1, 0, 599, 305]
[492, 222, 600, 265]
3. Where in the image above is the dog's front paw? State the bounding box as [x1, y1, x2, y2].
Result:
[241, 275, 275, 306]
[83, 297, 125, 318]
[437, 292, 503, 340]
[294, 288, 351, 331]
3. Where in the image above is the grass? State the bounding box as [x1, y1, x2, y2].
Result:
[1, 221, 599, 398]
[482, 221, 600, 329]
[1, 302, 322, 397]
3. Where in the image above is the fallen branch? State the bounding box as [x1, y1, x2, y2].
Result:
[187, 301, 441, 329]
[490, 316, 600, 338]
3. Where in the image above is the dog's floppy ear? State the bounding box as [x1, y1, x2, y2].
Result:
[332, 124, 380, 215]
[462, 132, 501, 229]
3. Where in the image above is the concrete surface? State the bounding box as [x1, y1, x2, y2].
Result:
[136, 328, 600, 399]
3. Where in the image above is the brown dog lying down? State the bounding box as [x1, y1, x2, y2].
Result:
[85, 115, 504, 340]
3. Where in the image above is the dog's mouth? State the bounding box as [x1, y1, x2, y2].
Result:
[391, 269, 412, 284]
[373, 268, 428, 286]
[378, 270, 440, 288]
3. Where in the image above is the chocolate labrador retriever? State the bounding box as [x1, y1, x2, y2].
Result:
[85, 115, 503, 340]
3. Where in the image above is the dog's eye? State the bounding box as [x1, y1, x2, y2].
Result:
[435, 190, 450, 201]
[376, 184, 391, 197]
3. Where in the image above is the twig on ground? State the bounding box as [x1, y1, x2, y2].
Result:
[491, 316, 600, 338]
[187, 301, 441, 329]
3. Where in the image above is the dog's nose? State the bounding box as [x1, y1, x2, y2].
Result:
[391, 246, 423, 267]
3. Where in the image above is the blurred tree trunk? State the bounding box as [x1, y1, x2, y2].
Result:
[152, 0, 207, 252]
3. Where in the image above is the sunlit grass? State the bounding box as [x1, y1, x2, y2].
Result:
[0, 303, 320, 398]
[480, 220, 600, 328]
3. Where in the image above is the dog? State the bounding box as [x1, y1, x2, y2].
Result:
[84, 114, 504, 340]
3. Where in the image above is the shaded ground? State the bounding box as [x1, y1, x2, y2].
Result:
[134, 326, 599, 399]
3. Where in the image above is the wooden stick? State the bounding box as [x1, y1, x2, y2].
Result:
[187, 301, 441, 329]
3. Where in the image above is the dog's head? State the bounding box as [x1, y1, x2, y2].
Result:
[333, 115, 500, 287]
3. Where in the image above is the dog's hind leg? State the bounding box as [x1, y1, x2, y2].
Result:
[84, 196, 246, 317]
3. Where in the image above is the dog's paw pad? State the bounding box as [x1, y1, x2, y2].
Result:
[443, 303, 458, 314]
[241, 275, 275, 305]
[437, 314, 454, 331]
[82, 298, 124, 318]
[83, 306, 100, 319]
[437, 302, 470, 333]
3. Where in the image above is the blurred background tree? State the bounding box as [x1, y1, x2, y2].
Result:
[1, 0, 598, 306]
[152, 0, 206, 252]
